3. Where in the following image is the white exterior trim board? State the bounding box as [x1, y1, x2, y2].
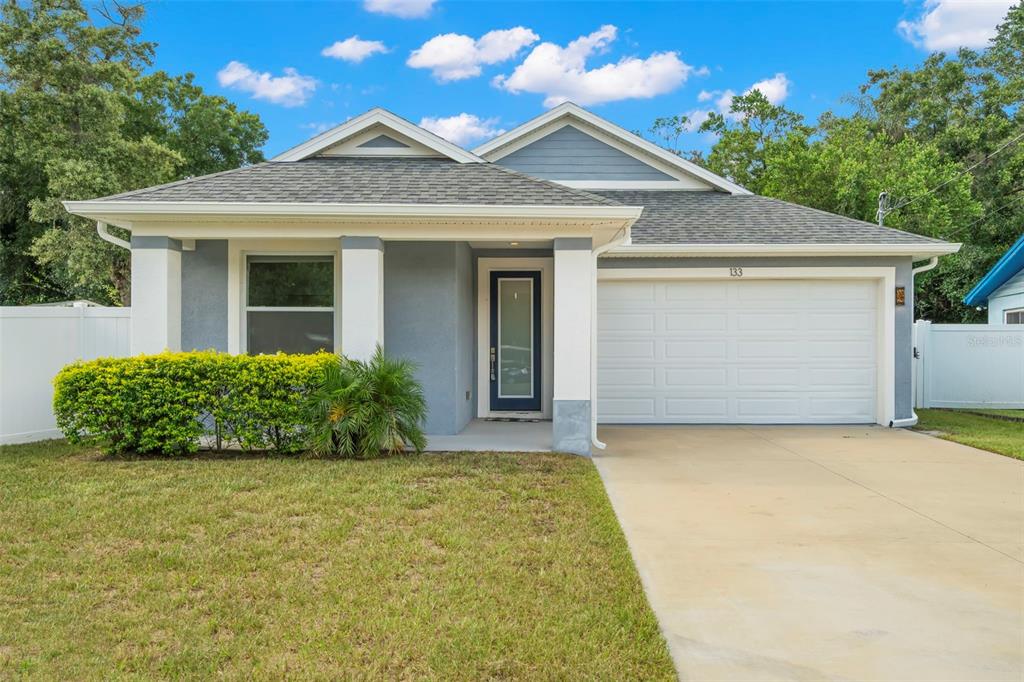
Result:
[607, 242, 961, 259]
[271, 108, 483, 163]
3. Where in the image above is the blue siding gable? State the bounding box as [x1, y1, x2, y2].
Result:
[495, 124, 674, 182]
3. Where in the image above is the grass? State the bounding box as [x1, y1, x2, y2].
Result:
[0, 441, 675, 680]
[915, 409, 1024, 460]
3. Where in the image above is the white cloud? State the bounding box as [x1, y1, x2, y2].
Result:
[747, 72, 790, 105]
[682, 72, 791, 129]
[363, 0, 435, 18]
[216, 61, 317, 106]
[419, 113, 505, 146]
[898, 0, 1013, 51]
[321, 36, 389, 63]
[407, 27, 538, 81]
[493, 25, 693, 107]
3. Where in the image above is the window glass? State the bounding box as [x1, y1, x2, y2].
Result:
[247, 257, 333, 308]
[246, 256, 334, 354]
[1006, 310, 1023, 324]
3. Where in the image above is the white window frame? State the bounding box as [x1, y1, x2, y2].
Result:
[1005, 308, 1024, 324]
[228, 239, 342, 354]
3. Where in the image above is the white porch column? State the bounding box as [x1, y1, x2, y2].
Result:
[552, 237, 593, 455]
[130, 236, 181, 354]
[341, 236, 384, 361]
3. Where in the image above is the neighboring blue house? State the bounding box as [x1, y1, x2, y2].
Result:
[964, 234, 1024, 324]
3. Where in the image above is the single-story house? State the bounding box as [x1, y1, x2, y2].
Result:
[963, 234, 1024, 324]
[64, 103, 960, 454]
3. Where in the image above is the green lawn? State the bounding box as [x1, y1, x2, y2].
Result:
[915, 409, 1024, 460]
[0, 441, 674, 680]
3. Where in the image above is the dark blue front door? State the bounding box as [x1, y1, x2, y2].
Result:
[489, 270, 542, 412]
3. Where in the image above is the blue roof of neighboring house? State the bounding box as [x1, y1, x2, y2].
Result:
[963, 233, 1024, 306]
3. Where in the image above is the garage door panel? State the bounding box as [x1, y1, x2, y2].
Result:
[598, 279, 878, 425]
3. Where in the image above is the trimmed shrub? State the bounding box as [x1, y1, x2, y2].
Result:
[53, 352, 334, 455]
[305, 348, 427, 458]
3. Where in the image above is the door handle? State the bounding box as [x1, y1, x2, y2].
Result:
[489, 347, 496, 381]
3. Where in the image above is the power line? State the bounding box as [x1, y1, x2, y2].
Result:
[940, 195, 1024, 241]
[877, 129, 1024, 225]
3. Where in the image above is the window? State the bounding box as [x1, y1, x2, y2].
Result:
[1006, 308, 1024, 325]
[246, 255, 334, 354]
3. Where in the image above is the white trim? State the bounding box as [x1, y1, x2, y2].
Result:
[597, 266, 897, 426]
[227, 239, 342, 354]
[555, 180, 702, 190]
[477, 257, 554, 419]
[1005, 307, 1024, 324]
[473, 102, 751, 195]
[606, 242, 962, 260]
[317, 125, 443, 158]
[64, 200, 642, 221]
[271, 108, 484, 163]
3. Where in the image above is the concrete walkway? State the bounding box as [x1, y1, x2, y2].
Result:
[595, 426, 1024, 682]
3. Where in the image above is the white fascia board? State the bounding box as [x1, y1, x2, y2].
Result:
[63, 199, 643, 221]
[473, 102, 752, 195]
[271, 108, 484, 163]
[605, 242, 963, 259]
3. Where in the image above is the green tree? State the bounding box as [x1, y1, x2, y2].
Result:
[0, 0, 267, 305]
[652, 3, 1022, 321]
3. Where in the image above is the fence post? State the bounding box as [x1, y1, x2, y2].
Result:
[915, 320, 931, 409]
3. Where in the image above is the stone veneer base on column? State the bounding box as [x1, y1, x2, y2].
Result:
[553, 400, 591, 456]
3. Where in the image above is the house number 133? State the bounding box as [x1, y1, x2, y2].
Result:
[729, 267, 743, 277]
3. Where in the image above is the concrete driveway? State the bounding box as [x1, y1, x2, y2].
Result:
[595, 426, 1024, 682]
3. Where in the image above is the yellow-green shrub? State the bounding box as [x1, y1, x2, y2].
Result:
[53, 351, 334, 455]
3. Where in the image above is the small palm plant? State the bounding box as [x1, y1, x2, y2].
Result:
[304, 348, 427, 458]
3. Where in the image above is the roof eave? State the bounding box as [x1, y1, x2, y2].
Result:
[62, 199, 643, 222]
[605, 242, 962, 260]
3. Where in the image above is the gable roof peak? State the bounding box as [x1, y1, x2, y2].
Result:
[271, 107, 484, 164]
[473, 102, 751, 195]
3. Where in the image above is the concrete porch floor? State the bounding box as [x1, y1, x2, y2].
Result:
[425, 418, 552, 452]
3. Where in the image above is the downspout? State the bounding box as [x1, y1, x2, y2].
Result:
[96, 222, 131, 251]
[891, 256, 940, 428]
[591, 227, 630, 450]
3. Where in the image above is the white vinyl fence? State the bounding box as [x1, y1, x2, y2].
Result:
[914, 321, 1024, 409]
[0, 306, 131, 445]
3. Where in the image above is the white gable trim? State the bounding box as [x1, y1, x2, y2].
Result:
[474, 102, 751, 195]
[272, 108, 484, 163]
[317, 125, 443, 158]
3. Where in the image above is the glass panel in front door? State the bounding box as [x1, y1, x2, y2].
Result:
[498, 278, 534, 399]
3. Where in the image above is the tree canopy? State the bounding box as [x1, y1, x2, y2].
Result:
[651, 3, 1023, 322]
[0, 0, 267, 305]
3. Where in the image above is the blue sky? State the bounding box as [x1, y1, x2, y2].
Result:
[140, 0, 1015, 157]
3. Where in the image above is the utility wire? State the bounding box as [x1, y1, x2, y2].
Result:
[878, 129, 1024, 224]
[940, 194, 1024, 241]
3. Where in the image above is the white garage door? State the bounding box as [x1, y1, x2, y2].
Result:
[597, 278, 878, 424]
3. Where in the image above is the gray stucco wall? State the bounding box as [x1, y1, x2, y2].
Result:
[181, 239, 228, 351]
[599, 256, 916, 422]
[495, 124, 674, 182]
[384, 241, 475, 435]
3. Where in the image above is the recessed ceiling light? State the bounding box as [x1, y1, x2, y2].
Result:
[509, 241, 520, 247]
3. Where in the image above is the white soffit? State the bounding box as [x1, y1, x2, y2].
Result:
[474, 102, 751, 195]
[272, 108, 484, 163]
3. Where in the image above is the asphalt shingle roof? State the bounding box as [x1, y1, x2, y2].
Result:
[593, 190, 947, 245]
[96, 157, 617, 207]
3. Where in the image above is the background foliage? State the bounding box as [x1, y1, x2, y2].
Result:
[0, 0, 266, 306]
[650, 4, 1023, 322]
